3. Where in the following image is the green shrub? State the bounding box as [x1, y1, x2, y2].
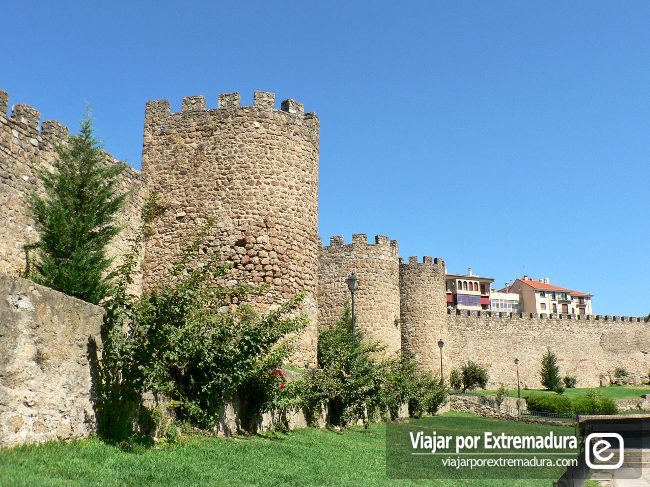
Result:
[295, 306, 387, 428]
[563, 375, 577, 388]
[614, 367, 629, 378]
[525, 394, 574, 415]
[408, 372, 447, 418]
[449, 368, 462, 391]
[540, 347, 561, 391]
[461, 361, 489, 391]
[553, 382, 566, 395]
[572, 390, 617, 415]
[97, 220, 308, 437]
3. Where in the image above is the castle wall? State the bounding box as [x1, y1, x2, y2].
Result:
[318, 234, 401, 355]
[442, 311, 649, 389]
[399, 256, 447, 368]
[0, 89, 147, 294]
[0, 272, 103, 448]
[141, 92, 320, 366]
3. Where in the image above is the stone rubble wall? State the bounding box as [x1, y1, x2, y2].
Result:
[0, 89, 147, 295]
[142, 92, 320, 367]
[442, 311, 649, 389]
[318, 234, 401, 356]
[0, 273, 104, 448]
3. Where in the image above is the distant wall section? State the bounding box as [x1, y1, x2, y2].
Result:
[442, 311, 649, 388]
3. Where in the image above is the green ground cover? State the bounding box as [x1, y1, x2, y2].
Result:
[461, 385, 650, 400]
[0, 412, 577, 487]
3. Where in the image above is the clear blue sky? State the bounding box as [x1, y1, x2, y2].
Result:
[3, 1, 648, 316]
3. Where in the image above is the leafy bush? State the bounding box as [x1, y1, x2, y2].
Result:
[572, 390, 617, 415]
[563, 375, 577, 388]
[526, 390, 617, 416]
[97, 220, 308, 437]
[461, 361, 489, 391]
[553, 382, 565, 395]
[408, 373, 447, 418]
[525, 394, 574, 415]
[449, 368, 462, 391]
[614, 367, 629, 378]
[295, 306, 387, 427]
[540, 348, 561, 391]
[381, 354, 419, 420]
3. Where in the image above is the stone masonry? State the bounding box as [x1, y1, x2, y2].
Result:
[318, 234, 401, 355]
[399, 256, 447, 365]
[0, 273, 103, 448]
[1, 87, 648, 430]
[142, 92, 320, 366]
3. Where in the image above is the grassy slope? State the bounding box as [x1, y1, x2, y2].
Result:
[0, 412, 574, 487]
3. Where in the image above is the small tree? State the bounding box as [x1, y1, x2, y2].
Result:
[540, 347, 561, 391]
[461, 361, 489, 391]
[27, 113, 127, 304]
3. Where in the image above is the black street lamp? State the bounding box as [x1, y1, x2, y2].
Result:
[438, 339, 444, 383]
[514, 358, 521, 401]
[346, 273, 359, 335]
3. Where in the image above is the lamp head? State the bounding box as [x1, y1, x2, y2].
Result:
[346, 273, 359, 292]
[438, 339, 444, 349]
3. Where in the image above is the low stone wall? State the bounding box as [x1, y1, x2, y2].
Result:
[0, 273, 104, 448]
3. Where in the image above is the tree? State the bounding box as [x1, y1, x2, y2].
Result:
[27, 113, 127, 304]
[540, 347, 561, 391]
[460, 361, 489, 391]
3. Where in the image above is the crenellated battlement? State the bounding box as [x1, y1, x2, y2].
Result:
[0, 89, 70, 142]
[144, 91, 317, 122]
[321, 234, 399, 255]
[446, 308, 645, 322]
[398, 255, 445, 266]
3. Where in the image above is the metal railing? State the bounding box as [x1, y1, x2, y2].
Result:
[475, 396, 578, 422]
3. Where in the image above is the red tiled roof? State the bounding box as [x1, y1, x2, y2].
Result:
[512, 278, 593, 297]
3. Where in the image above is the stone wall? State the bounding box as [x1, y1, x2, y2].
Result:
[0, 89, 147, 295]
[318, 234, 401, 355]
[0, 273, 104, 448]
[142, 92, 320, 366]
[399, 256, 447, 367]
[441, 311, 649, 389]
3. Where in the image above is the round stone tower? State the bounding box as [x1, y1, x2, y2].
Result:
[399, 256, 448, 373]
[141, 91, 319, 366]
[318, 234, 401, 356]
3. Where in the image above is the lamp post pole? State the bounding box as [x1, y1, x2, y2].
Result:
[346, 273, 359, 336]
[515, 358, 521, 401]
[438, 339, 444, 384]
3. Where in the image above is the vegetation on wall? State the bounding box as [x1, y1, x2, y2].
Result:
[26, 113, 128, 305]
[97, 212, 307, 438]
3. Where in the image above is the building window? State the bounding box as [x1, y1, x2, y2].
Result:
[540, 303, 546, 310]
[463, 281, 468, 290]
[540, 291, 546, 297]
[480, 284, 486, 294]
[552, 304, 557, 313]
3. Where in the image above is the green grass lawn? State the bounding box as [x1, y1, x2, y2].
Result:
[462, 384, 650, 400]
[0, 412, 577, 487]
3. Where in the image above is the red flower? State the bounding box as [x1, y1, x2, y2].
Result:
[280, 383, 285, 389]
